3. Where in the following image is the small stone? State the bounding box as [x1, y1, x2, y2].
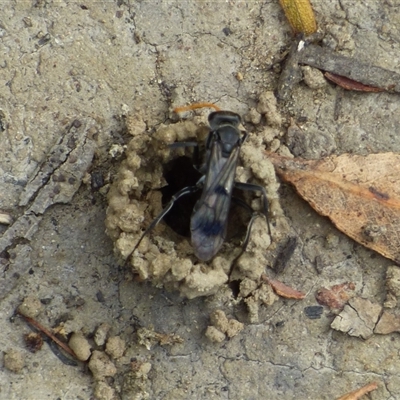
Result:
[109, 144, 125, 159]
[88, 351, 117, 380]
[225, 319, 244, 338]
[4, 349, 25, 373]
[239, 278, 258, 298]
[126, 115, 146, 137]
[325, 233, 340, 249]
[256, 91, 281, 128]
[301, 66, 327, 89]
[93, 380, 117, 400]
[244, 296, 260, 324]
[94, 323, 111, 346]
[277, 145, 293, 157]
[269, 138, 281, 153]
[258, 282, 279, 307]
[0, 212, 12, 225]
[134, 361, 152, 378]
[18, 295, 43, 318]
[384, 292, 397, 309]
[260, 127, 278, 144]
[205, 326, 226, 343]
[209, 310, 229, 333]
[123, 361, 152, 398]
[386, 266, 400, 297]
[235, 71, 244, 81]
[374, 310, 400, 335]
[171, 258, 192, 281]
[244, 108, 261, 125]
[68, 332, 92, 361]
[105, 336, 126, 359]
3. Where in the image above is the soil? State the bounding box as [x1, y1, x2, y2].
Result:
[1, 1, 400, 399]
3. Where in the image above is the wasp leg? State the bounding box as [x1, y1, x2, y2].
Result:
[228, 191, 270, 279]
[127, 184, 201, 261]
[228, 196, 259, 278]
[230, 196, 259, 255]
[234, 182, 271, 236]
[231, 196, 256, 251]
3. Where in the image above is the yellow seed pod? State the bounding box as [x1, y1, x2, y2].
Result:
[279, 0, 317, 35]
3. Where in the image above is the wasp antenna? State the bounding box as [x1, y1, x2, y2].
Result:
[173, 102, 221, 114]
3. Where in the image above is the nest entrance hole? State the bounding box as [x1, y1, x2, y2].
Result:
[161, 156, 202, 237]
[160, 155, 251, 244]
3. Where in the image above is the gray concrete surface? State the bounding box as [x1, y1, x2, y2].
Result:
[1, 1, 400, 399]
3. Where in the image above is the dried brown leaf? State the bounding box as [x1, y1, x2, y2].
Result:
[324, 72, 384, 92]
[269, 152, 400, 263]
[261, 274, 305, 299]
[336, 381, 378, 400]
[316, 282, 355, 311]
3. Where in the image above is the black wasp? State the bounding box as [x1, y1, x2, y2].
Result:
[130, 103, 271, 262]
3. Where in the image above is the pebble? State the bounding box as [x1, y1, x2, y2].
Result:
[68, 332, 92, 361]
[225, 319, 244, 338]
[94, 323, 111, 347]
[4, 349, 25, 373]
[204, 326, 226, 343]
[386, 266, 400, 297]
[244, 108, 262, 125]
[209, 310, 229, 333]
[105, 336, 126, 359]
[301, 66, 327, 89]
[93, 381, 118, 400]
[88, 351, 117, 380]
[256, 91, 282, 128]
[18, 296, 43, 318]
[0, 212, 12, 225]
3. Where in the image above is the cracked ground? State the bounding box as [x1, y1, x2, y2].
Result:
[1, 1, 400, 399]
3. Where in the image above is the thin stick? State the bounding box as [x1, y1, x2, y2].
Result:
[336, 381, 379, 400]
[173, 102, 221, 113]
[300, 44, 400, 93]
[18, 312, 78, 360]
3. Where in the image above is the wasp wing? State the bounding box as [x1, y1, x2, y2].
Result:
[191, 140, 240, 261]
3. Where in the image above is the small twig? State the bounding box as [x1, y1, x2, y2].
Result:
[300, 44, 400, 93]
[336, 381, 379, 400]
[276, 35, 304, 101]
[278, 39, 400, 100]
[18, 311, 78, 360]
[173, 102, 221, 113]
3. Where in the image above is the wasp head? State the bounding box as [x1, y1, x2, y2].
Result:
[209, 111, 246, 157]
[208, 110, 241, 130]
